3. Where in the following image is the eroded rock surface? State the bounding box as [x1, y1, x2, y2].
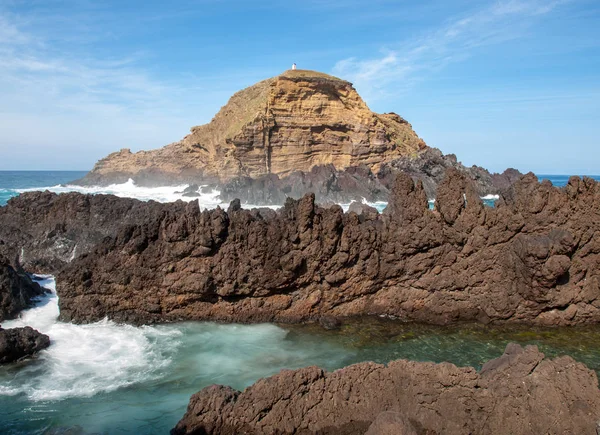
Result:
[0, 255, 45, 322]
[78, 70, 426, 186]
[0, 326, 50, 364]
[1, 169, 599, 326]
[171, 344, 600, 435]
[218, 149, 522, 205]
[379, 147, 522, 199]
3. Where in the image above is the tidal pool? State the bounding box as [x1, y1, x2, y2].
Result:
[1, 277, 600, 434]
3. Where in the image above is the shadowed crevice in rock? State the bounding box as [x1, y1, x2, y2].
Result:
[0, 169, 599, 326]
[170, 344, 600, 435]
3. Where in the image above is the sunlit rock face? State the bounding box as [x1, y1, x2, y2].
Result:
[172, 344, 600, 435]
[77, 69, 427, 186]
[2, 170, 600, 327]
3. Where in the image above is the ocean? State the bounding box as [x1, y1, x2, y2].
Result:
[2, 171, 598, 209]
[2, 171, 600, 434]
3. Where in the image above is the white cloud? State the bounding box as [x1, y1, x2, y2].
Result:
[332, 0, 568, 102]
[0, 8, 255, 169]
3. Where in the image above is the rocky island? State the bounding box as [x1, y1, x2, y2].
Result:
[75, 70, 521, 203]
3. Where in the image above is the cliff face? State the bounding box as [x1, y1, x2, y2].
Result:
[172, 344, 600, 435]
[1, 170, 600, 327]
[79, 70, 426, 185]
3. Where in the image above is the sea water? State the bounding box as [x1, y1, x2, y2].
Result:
[2, 171, 598, 210]
[3, 277, 600, 434]
[2, 171, 600, 434]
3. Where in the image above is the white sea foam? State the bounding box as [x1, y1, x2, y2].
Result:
[14, 179, 393, 212]
[481, 194, 500, 200]
[15, 179, 289, 211]
[0, 276, 181, 401]
[16, 179, 223, 207]
[340, 198, 388, 213]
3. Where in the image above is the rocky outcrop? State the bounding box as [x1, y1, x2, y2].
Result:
[1, 169, 599, 326]
[218, 164, 390, 205]
[77, 70, 427, 186]
[0, 326, 50, 364]
[217, 150, 522, 205]
[0, 255, 45, 321]
[171, 344, 600, 435]
[379, 147, 523, 199]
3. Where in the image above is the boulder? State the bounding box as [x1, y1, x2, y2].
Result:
[0, 326, 50, 364]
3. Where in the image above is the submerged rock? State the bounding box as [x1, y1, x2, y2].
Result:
[177, 184, 200, 197]
[0, 326, 50, 364]
[171, 344, 600, 435]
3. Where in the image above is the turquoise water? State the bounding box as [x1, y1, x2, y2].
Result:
[1, 278, 600, 434]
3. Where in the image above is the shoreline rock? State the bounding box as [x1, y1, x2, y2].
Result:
[171, 343, 600, 435]
[0, 169, 599, 326]
[1, 255, 45, 322]
[0, 326, 50, 364]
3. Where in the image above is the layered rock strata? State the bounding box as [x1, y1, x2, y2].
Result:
[0, 326, 50, 364]
[0, 255, 45, 322]
[0, 169, 599, 326]
[171, 344, 600, 435]
[78, 70, 426, 186]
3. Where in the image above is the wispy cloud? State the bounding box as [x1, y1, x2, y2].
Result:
[0, 8, 263, 169]
[332, 0, 569, 102]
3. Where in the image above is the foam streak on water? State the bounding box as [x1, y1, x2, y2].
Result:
[1, 276, 181, 401]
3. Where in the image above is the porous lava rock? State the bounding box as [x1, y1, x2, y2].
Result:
[0, 326, 50, 364]
[1, 169, 599, 326]
[171, 344, 600, 435]
[0, 255, 45, 321]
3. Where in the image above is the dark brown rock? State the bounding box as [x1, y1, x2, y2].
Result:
[0, 326, 50, 364]
[364, 412, 418, 435]
[0, 255, 45, 321]
[380, 147, 523, 199]
[171, 344, 600, 435]
[1, 169, 600, 326]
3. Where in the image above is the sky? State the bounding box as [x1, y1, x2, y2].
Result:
[0, 0, 598, 174]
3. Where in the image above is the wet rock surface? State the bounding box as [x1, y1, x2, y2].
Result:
[0, 326, 50, 364]
[171, 344, 600, 435]
[0, 169, 599, 326]
[0, 255, 45, 321]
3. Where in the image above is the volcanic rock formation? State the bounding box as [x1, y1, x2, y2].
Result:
[0, 255, 45, 322]
[78, 70, 427, 186]
[171, 344, 600, 435]
[1, 169, 599, 326]
[0, 326, 50, 364]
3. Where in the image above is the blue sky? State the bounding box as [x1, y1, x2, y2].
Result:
[0, 0, 598, 174]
